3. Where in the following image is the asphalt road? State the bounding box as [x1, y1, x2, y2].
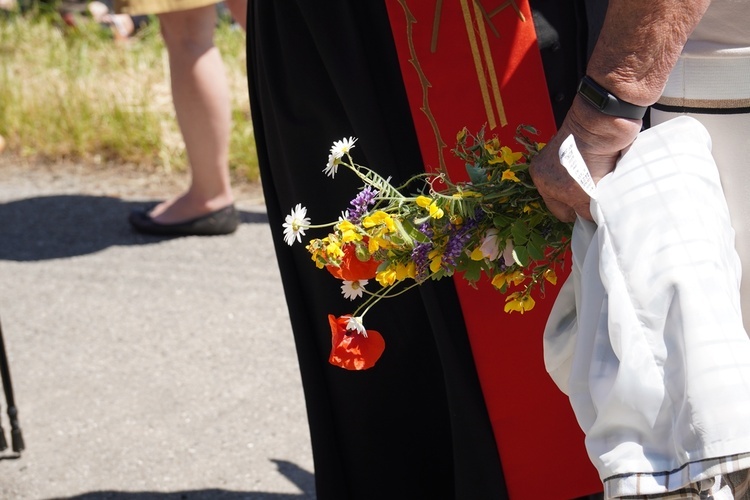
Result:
[0, 159, 316, 499]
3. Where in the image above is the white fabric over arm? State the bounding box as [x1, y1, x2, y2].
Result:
[544, 116, 750, 498]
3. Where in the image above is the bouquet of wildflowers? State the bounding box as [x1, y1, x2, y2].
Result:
[283, 127, 572, 370]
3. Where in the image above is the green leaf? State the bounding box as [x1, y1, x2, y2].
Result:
[512, 246, 529, 267]
[412, 215, 430, 227]
[354, 243, 371, 262]
[528, 212, 545, 228]
[462, 258, 483, 283]
[510, 222, 529, 245]
[402, 218, 430, 243]
[479, 258, 494, 275]
[526, 239, 545, 261]
[529, 231, 549, 250]
[466, 164, 487, 184]
[493, 214, 513, 228]
[392, 218, 415, 247]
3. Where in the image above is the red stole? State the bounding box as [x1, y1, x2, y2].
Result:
[384, 1, 601, 498]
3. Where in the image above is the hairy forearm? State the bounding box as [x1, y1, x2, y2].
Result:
[587, 0, 711, 106]
[529, 0, 712, 222]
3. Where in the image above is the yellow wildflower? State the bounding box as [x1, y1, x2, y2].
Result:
[490, 273, 505, 289]
[491, 270, 525, 289]
[367, 235, 391, 253]
[500, 146, 523, 165]
[305, 240, 318, 255]
[484, 137, 501, 155]
[452, 191, 480, 199]
[337, 220, 362, 243]
[544, 269, 558, 285]
[306, 240, 328, 269]
[416, 196, 432, 208]
[395, 262, 410, 281]
[523, 201, 540, 214]
[376, 267, 397, 287]
[428, 248, 443, 273]
[363, 211, 396, 233]
[416, 196, 444, 219]
[406, 261, 417, 279]
[504, 292, 536, 314]
[326, 240, 344, 260]
[338, 220, 358, 232]
[508, 270, 525, 286]
[502, 169, 520, 183]
[430, 256, 442, 273]
[429, 204, 444, 219]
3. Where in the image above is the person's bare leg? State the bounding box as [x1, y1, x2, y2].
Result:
[223, 0, 246, 31]
[149, 5, 234, 224]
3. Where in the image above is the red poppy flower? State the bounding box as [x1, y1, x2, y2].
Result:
[328, 315, 386, 370]
[326, 243, 380, 281]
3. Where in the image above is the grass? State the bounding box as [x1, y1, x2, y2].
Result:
[0, 7, 258, 182]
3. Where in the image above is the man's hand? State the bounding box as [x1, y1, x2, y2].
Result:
[529, 98, 642, 222]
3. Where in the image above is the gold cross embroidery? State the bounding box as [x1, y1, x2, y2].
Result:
[432, 0, 525, 129]
[395, 0, 525, 170]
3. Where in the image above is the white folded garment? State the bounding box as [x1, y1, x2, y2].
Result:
[544, 116, 750, 498]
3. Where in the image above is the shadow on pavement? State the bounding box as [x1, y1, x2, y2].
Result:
[0, 195, 269, 262]
[51, 460, 315, 500]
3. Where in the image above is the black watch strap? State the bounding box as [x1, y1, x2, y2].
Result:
[576, 75, 648, 120]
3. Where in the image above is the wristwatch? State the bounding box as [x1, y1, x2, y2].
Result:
[576, 75, 648, 120]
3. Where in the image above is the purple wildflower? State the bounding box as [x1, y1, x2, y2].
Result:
[347, 186, 379, 224]
[442, 217, 478, 270]
[412, 223, 434, 282]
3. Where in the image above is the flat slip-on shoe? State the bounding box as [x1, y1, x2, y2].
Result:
[128, 204, 239, 236]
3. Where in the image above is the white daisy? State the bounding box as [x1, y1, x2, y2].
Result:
[330, 136, 357, 157]
[341, 279, 368, 300]
[282, 203, 310, 246]
[323, 153, 340, 178]
[345, 315, 368, 337]
[323, 137, 357, 178]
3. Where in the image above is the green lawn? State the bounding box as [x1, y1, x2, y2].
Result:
[0, 8, 258, 182]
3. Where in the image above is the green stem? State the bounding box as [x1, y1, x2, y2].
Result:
[306, 222, 340, 230]
[352, 279, 425, 319]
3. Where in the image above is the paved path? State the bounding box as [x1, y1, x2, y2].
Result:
[0, 159, 315, 499]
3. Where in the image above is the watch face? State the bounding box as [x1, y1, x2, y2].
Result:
[579, 80, 608, 110]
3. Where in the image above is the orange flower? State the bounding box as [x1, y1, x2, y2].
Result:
[326, 243, 381, 281]
[328, 315, 386, 370]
